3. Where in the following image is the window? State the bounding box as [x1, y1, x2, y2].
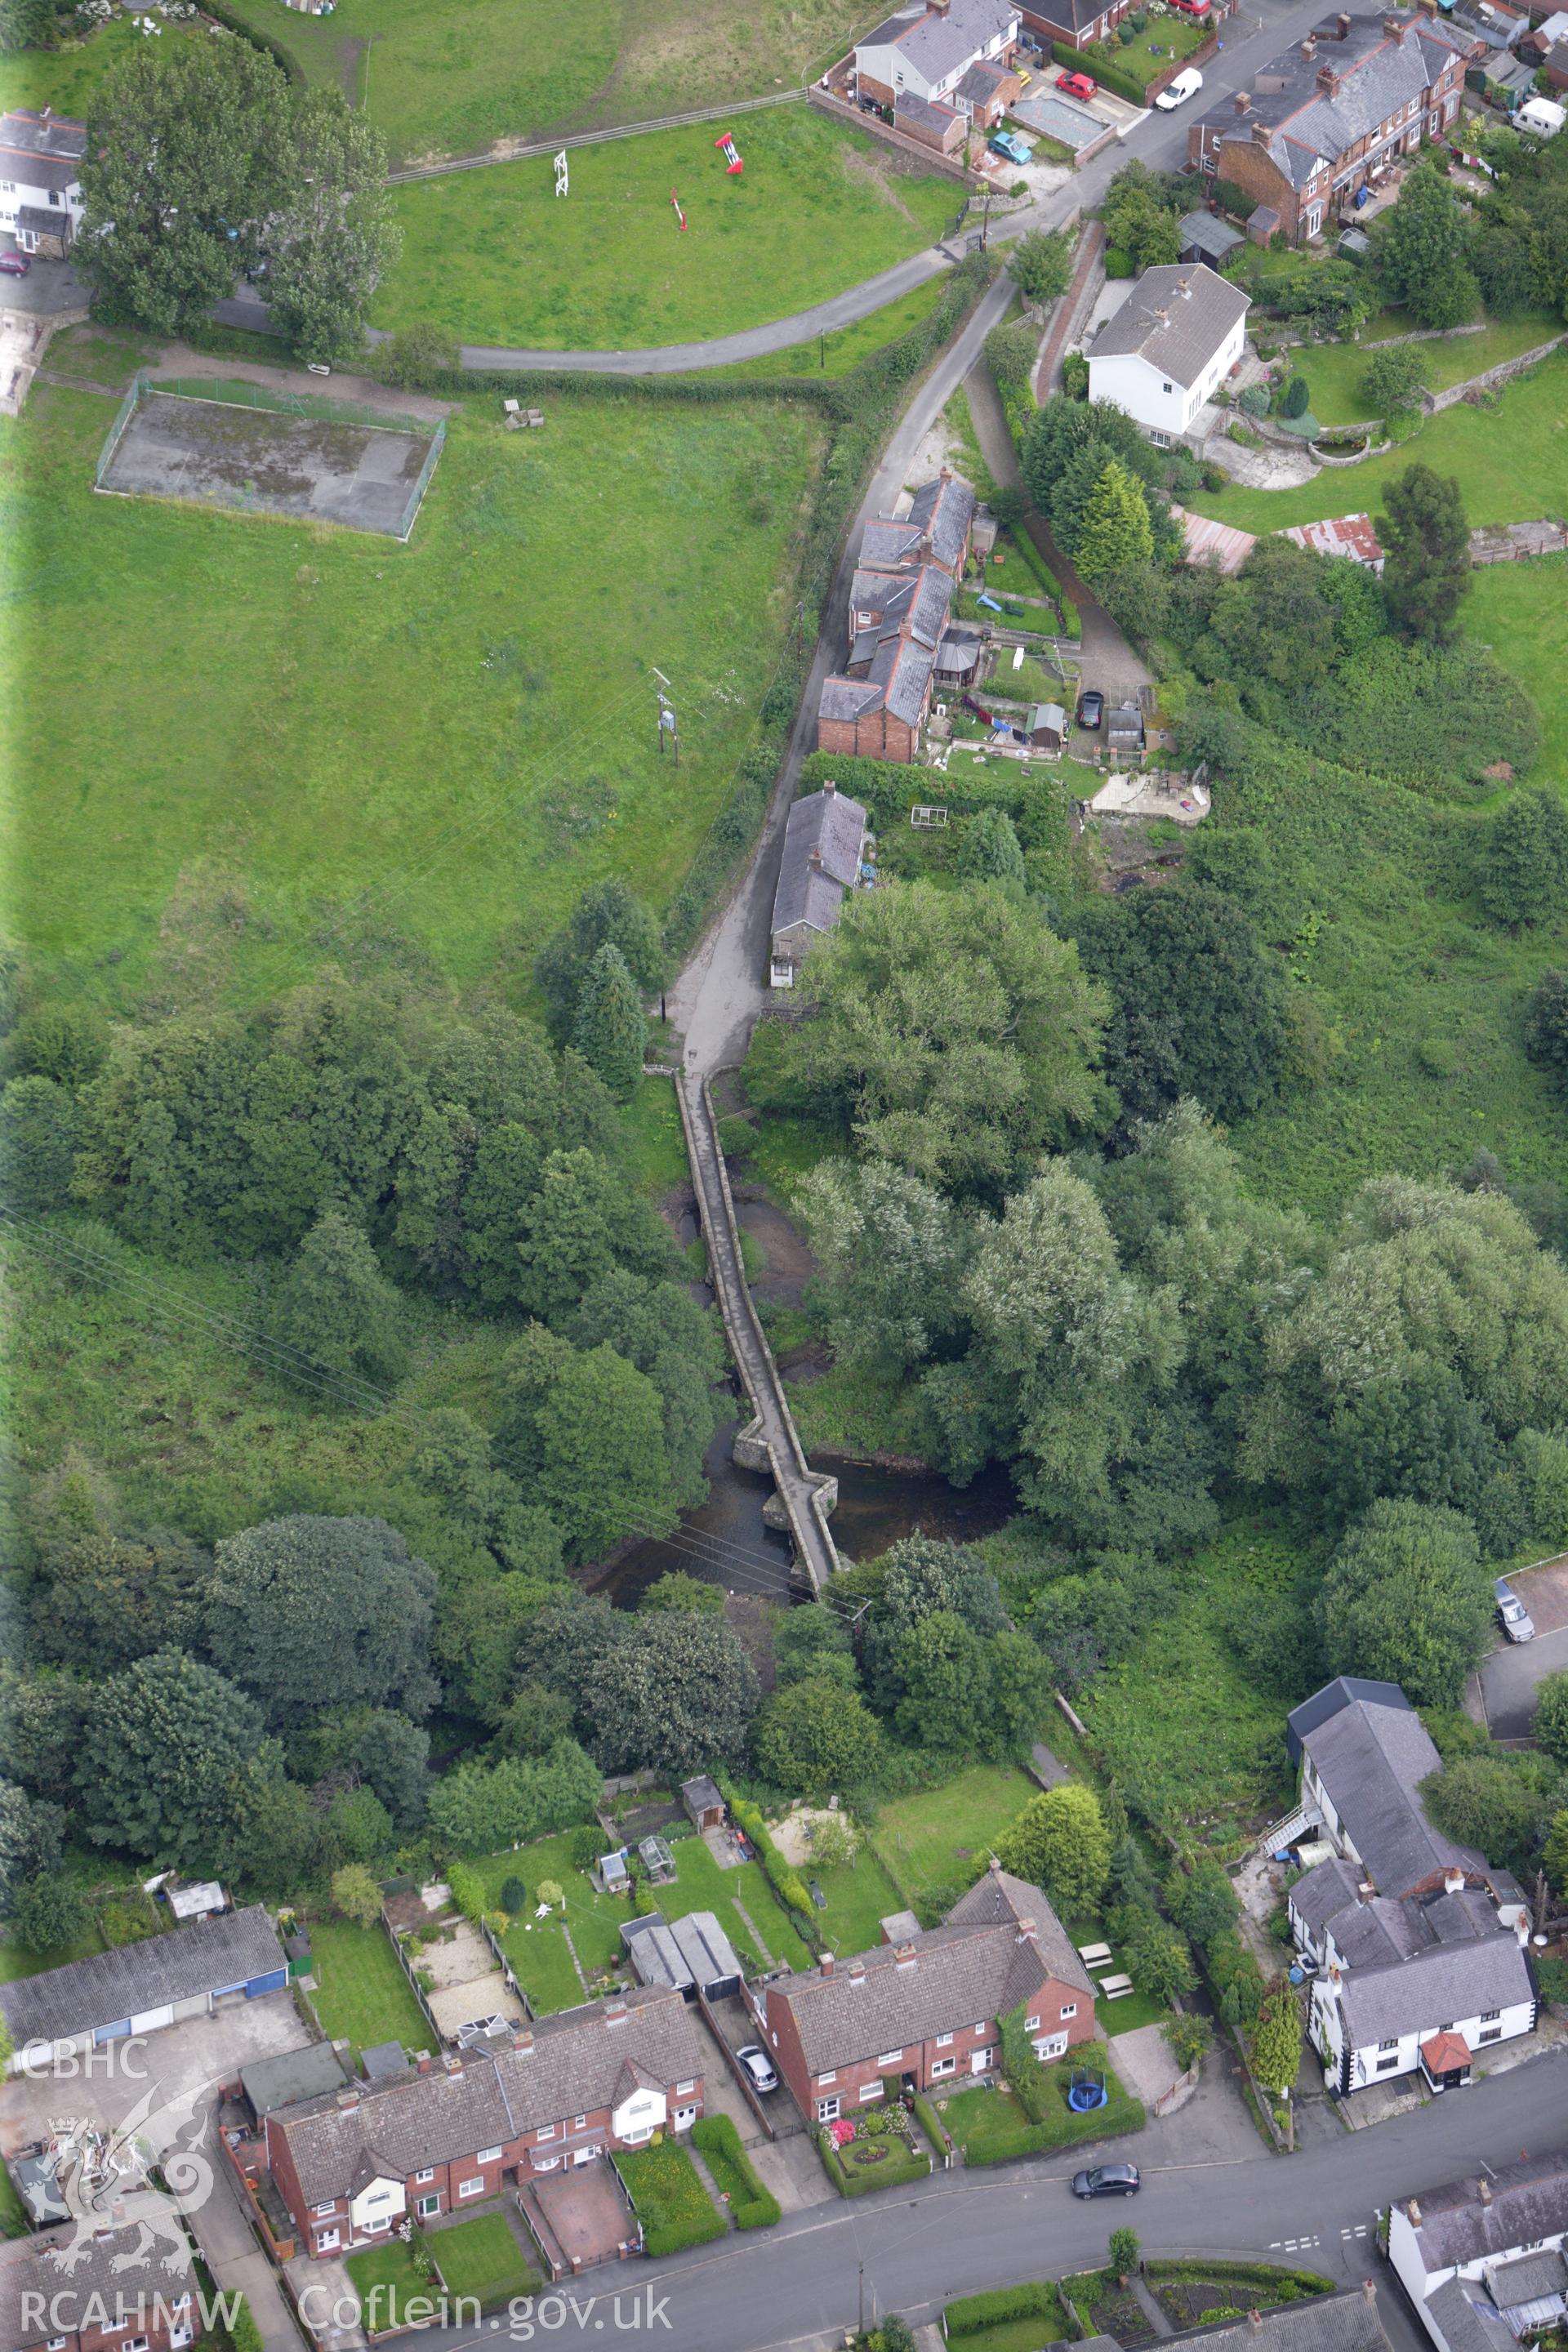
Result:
[417, 2194, 440, 2217]
[1060, 2004, 1078, 2021]
[317, 2228, 341, 2252]
[458, 2176, 485, 2198]
[936, 2034, 954, 2049]
[1162, 381, 1173, 394]
[931, 2056, 956, 2078]
[414, 2170, 434, 2185]
[1038, 2032, 1070, 2061]
[124, 2340, 150, 2352]
[1479, 2027, 1503, 2045]
[576, 2112, 590, 2127]
[1307, 207, 1321, 236]
[676, 2082, 695, 2097]
[877, 2050, 902, 2067]
[1024, 2017, 1040, 2033]
[973, 2023, 987, 2036]
[819, 2069, 837, 2086]
[1375, 2056, 1400, 2074]
[860, 2082, 884, 2101]
[537, 2124, 556, 2142]
[477, 2145, 502, 2163]
[534, 2155, 560, 2172]
[362, 2216, 392, 2237]
[818, 2096, 841, 2122]
[47, 2339, 68, 2351]
[1377, 2038, 1399, 2053]
[1481, 2010, 1500, 2024]
[314, 2201, 336, 2216]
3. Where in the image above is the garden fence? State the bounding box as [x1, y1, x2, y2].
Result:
[395, 416, 447, 542]
[149, 373, 437, 435]
[94, 371, 145, 488]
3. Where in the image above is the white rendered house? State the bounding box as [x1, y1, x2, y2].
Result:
[1087, 263, 1250, 445]
[1388, 2155, 1568, 2352]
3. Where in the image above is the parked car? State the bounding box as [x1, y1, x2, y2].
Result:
[1073, 2163, 1141, 2198]
[1057, 69, 1097, 100]
[989, 128, 1034, 166]
[1169, 0, 1211, 16]
[0, 249, 30, 278]
[737, 2045, 779, 2092]
[1077, 688, 1105, 729]
[1494, 1577, 1536, 1642]
[1155, 65, 1204, 109]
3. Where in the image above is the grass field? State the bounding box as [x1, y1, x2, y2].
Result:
[308, 1918, 433, 2060]
[1290, 313, 1562, 427]
[2, 378, 822, 1013]
[869, 1765, 1035, 1915]
[1468, 555, 1568, 782]
[1189, 350, 1568, 536]
[706, 274, 951, 381]
[219, 0, 884, 164]
[430, 2212, 538, 2305]
[0, 16, 203, 115]
[377, 111, 956, 350]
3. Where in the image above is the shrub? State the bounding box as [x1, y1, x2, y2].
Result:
[446, 1861, 487, 1923]
[1200, 461, 1229, 491]
[1062, 350, 1090, 400]
[1212, 179, 1258, 219]
[1228, 421, 1263, 448]
[332, 1864, 383, 1931]
[1105, 246, 1135, 278]
[1239, 383, 1271, 419]
[500, 1874, 528, 1914]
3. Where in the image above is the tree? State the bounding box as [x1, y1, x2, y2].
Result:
[264, 91, 398, 364]
[1166, 1857, 1237, 1951]
[1124, 1913, 1196, 2007]
[0, 0, 57, 50]
[986, 320, 1038, 392]
[754, 1676, 883, 1797]
[577, 1612, 759, 1780]
[1360, 344, 1429, 416]
[207, 1515, 438, 1725]
[1423, 1752, 1553, 1878]
[1073, 458, 1155, 588]
[956, 809, 1027, 893]
[639, 1570, 724, 1615]
[1525, 969, 1568, 1080]
[1250, 1984, 1303, 2095]
[80, 38, 294, 334]
[9, 1869, 87, 1953]
[376, 323, 459, 390]
[1371, 162, 1479, 327]
[1008, 228, 1074, 307]
[1533, 1669, 1568, 1765]
[496, 1322, 678, 1561]
[265, 1207, 407, 1392]
[327, 1784, 395, 1863]
[996, 1784, 1111, 1915]
[1280, 372, 1312, 421]
[572, 943, 647, 1102]
[1377, 464, 1472, 644]
[0, 1075, 78, 1210]
[566, 1269, 722, 1513]
[1162, 2011, 1213, 2070]
[431, 1571, 561, 1725]
[351, 1710, 430, 1828]
[1318, 1500, 1493, 1707]
[1108, 2227, 1141, 2283]
[533, 881, 666, 1045]
[32, 1527, 212, 1675]
[773, 1603, 858, 1690]
[1545, 1808, 1568, 1899]
[75, 1650, 275, 1872]
[331, 1862, 383, 1929]
[796, 1161, 972, 1380]
[425, 1740, 600, 1855]
[1479, 791, 1568, 928]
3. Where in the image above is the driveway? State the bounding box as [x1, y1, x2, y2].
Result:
[1470, 1557, 1568, 1740]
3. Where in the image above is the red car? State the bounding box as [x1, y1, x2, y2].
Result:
[0, 249, 30, 278]
[1057, 68, 1097, 98]
[1169, 0, 1211, 17]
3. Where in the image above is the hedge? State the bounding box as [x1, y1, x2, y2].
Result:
[691, 2115, 781, 2230]
[954, 2041, 1147, 2167]
[1146, 2261, 1333, 2298]
[199, 0, 306, 82]
[1050, 38, 1147, 103]
[614, 2140, 728, 2258]
[816, 2126, 932, 2199]
[725, 1789, 819, 1940]
[445, 1863, 487, 1924]
[947, 2283, 1064, 2337]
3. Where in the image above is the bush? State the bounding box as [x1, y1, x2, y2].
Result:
[1062, 350, 1090, 399]
[1105, 246, 1135, 278]
[816, 2124, 932, 2198]
[1229, 421, 1263, 448]
[1281, 374, 1312, 419]
[1239, 383, 1271, 419]
[1200, 462, 1229, 492]
[1212, 179, 1258, 220]
[692, 2114, 782, 2230]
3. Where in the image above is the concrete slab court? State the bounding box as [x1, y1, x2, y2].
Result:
[98, 389, 439, 537]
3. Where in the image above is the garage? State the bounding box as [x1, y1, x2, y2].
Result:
[131, 2004, 176, 2034]
[1, 1905, 289, 2077]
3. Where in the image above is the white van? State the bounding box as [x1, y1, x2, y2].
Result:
[1155, 66, 1204, 109]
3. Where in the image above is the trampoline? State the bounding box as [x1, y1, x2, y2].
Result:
[1068, 2065, 1110, 2112]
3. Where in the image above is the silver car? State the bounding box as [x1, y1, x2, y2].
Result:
[737, 2044, 778, 2092]
[1495, 1578, 1535, 1642]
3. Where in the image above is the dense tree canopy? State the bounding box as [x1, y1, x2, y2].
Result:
[76, 1650, 278, 1873]
[996, 1783, 1111, 1914]
[533, 880, 666, 1045]
[1318, 1499, 1493, 1707]
[1370, 163, 1479, 327]
[754, 1676, 884, 1797]
[207, 1515, 438, 1725]
[263, 89, 399, 365]
[1377, 464, 1472, 644]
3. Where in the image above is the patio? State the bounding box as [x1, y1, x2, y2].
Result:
[528, 2163, 639, 2273]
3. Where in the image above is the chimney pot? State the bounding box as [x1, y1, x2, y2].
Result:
[1363, 2280, 1378, 2305]
[416, 2053, 433, 2074]
[1318, 61, 1338, 88]
[1233, 87, 1251, 111]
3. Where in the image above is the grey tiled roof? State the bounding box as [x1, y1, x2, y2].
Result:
[849, 562, 951, 652]
[818, 678, 884, 724]
[1, 2222, 196, 2352]
[861, 518, 930, 569]
[0, 108, 87, 163]
[958, 59, 1012, 99]
[1093, 265, 1250, 391]
[241, 2042, 349, 2116]
[622, 1909, 742, 1994]
[1291, 1855, 1364, 1936]
[764, 1865, 1086, 2074]
[1179, 210, 1245, 261]
[1424, 2280, 1517, 2352]
[870, 629, 938, 728]
[1403, 2154, 1568, 2274]
[0, 1904, 286, 2049]
[1488, 2251, 1568, 2309]
[906, 472, 978, 572]
[1191, 11, 1468, 183]
[1334, 1929, 1532, 2049]
[271, 1984, 703, 2205]
[897, 91, 962, 132]
[771, 784, 866, 938]
[1184, 2289, 1396, 2352]
[862, 0, 1019, 88]
[1298, 1693, 1481, 1896]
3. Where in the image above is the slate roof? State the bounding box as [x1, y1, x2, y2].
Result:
[771, 784, 867, 940]
[241, 2041, 348, 2117]
[269, 1985, 702, 2204]
[764, 1864, 1089, 2074]
[1334, 1929, 1532, 2049]
[1091, 264, 1250, 391]
[860, 517, 930, 570]
[1184, 2290, 1397, 2352]
[1191, 11, 1470, 189]
[934, 626, 983, 676]
[1489, 2251, 1568, 2308]
[871, 629, 938, 728]
[1293, 1856, 1370, 1936]
[1424, 2280, 1517, 2352]
[1294, 1687, 1482, 1896]
[849, 561, 953, 656]
[896, 91, 964, 135]
[906, 471, 978, 572]
[1, 2222, 197, 2351]
[958, 58, 1013, 100]
[1401, 2153, 1568, 2275]
[622, 1909, 742, 1994]
[0, 1904, 286, 2050]
[859, 0, 1019, 89]
[1286, 1676, 1409, 1761]
[0, 106, 87, 163]
[1179, 210, 1246, 262]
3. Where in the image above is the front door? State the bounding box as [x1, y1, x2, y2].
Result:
[970, 2047, 991, 2075]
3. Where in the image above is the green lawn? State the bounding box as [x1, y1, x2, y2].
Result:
[2, 382, 822, 1014]
[1189, 350, 1568, 536]
[802, 1839, 906, 1957]
[0, 16, 203, 115]
[377, 110, 955, 350]
[346, 2238, 436, 2332]
[0, 2160, 29, 2241]
[615, 2136, 727, 2253]
[1468, 556, 1568, 782]
[947, 2316, 1067, 2352]
[620, 1076, 688, 1200]
[308, 1918, 432, 2060]
[707, 276, 953, 382]
[869, 1764, 1036, 1917]
[1290, 313, 1562, 427]
[1111, 15, 1208, 85]
[430, 2212, 538, 2305]
[217, 0, 880, 165]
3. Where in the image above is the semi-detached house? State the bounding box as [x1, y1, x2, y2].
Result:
[0, 107, 86, 258]
[265, 1986, 704, 2258]
[854, 0, 1022, 111]
[751, 1863, 1095, 2123]
[1388, 2154, 1568, 2352]
[1, 2221, 202, 2352]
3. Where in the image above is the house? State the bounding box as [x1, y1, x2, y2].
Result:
[1017, 0, 1137, 54]
[853, 0, 1022, 112]
[895, 91, 968, 153]
[265, 1986, 704, 2257]
[1146, 2286, 1399, 2352]
[0, 1907, 289, 2077]
[1187, 11, 1472, 244]
[621, 1911, 744, 2002]
[681, 1775, 725, 1831]
[1178, 208, 1247, 267]
[1282, 511, 1384, 568]
[817, 470, 979, 761]
[0, 108, 86, 258]
[2, 2222, 203, 2352]
[751, 1861, 1096, 2124]
[1547, 42, 1568, 89]
[1282, 1678, 1536, 2096]
[1388, 2153, 1568, 2352]
[769, 781, 869, 982]
[1087, 263, 1250, 446]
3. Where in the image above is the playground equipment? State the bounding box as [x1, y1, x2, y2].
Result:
[1067, 2066, 1110, 2113]
[715, 131, 745, 176]
[670, 187, 688, 230]
[554, 149, 568, 197]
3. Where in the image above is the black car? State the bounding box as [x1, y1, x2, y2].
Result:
[1071, 2163, 1141, 2198]
[1077, 688, 1105, 730]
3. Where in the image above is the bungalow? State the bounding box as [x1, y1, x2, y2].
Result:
[751, 1861, 1096, 2123]
[768, 780, 869, 986]
[0, 1907, 289, 2077]
[0, 108, 87, 259]
[1087, 264, 1250, 446]
[1282, 1679, 1536, 2096]
[853, 0, 1022, 112]
[1388, 2153, 1568, 2352]
[1, 2222, 202, 2352]
[265, 1985, 704, 2257]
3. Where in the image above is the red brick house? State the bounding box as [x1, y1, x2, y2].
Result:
[817, 470, 978, 764]
[1, 2222, 201, 2352]
[1018, 0, 1135, 53]
[751, 1864, 1096, 2123]
[1187, 8, 1472, 245]
[265, 1986, 703, 2258]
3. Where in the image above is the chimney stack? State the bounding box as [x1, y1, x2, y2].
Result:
[848, 1961, 866, 1988]
[1249, 2313, 1263, 2334]
[808, 845, 822, 869]
[820, 1953, 835, 1978]
[1317, 61, 1339, 90]
[1336, 9, 1351, 31]
[895, 1942, 918, 1971]
[1233, 87, 1251, 112]
[1301, 33, 1317, 56]
[1445, 1869, 1465, 1895]
[443, 2053, 463, 2075]
[1408, 2199, 1422, 2226]
[605, 1998, 628, 2028]
[336, 2088, 361, 2109]
[824, 779, 837, 798]
[1478, 2179, 1492, 2206]
[513, 2029, 535, 2056]
[1016, 1917, 1038, 1946]
[1362, 2280, 1378, 2305]
[416, 2053, 433, 2075]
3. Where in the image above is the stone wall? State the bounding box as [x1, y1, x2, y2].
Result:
[1428, 332, 1568, 411]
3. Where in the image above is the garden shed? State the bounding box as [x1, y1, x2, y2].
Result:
[681, 1775, 725, 1832]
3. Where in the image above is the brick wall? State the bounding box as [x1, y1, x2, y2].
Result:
[808, 84, 982, 186]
